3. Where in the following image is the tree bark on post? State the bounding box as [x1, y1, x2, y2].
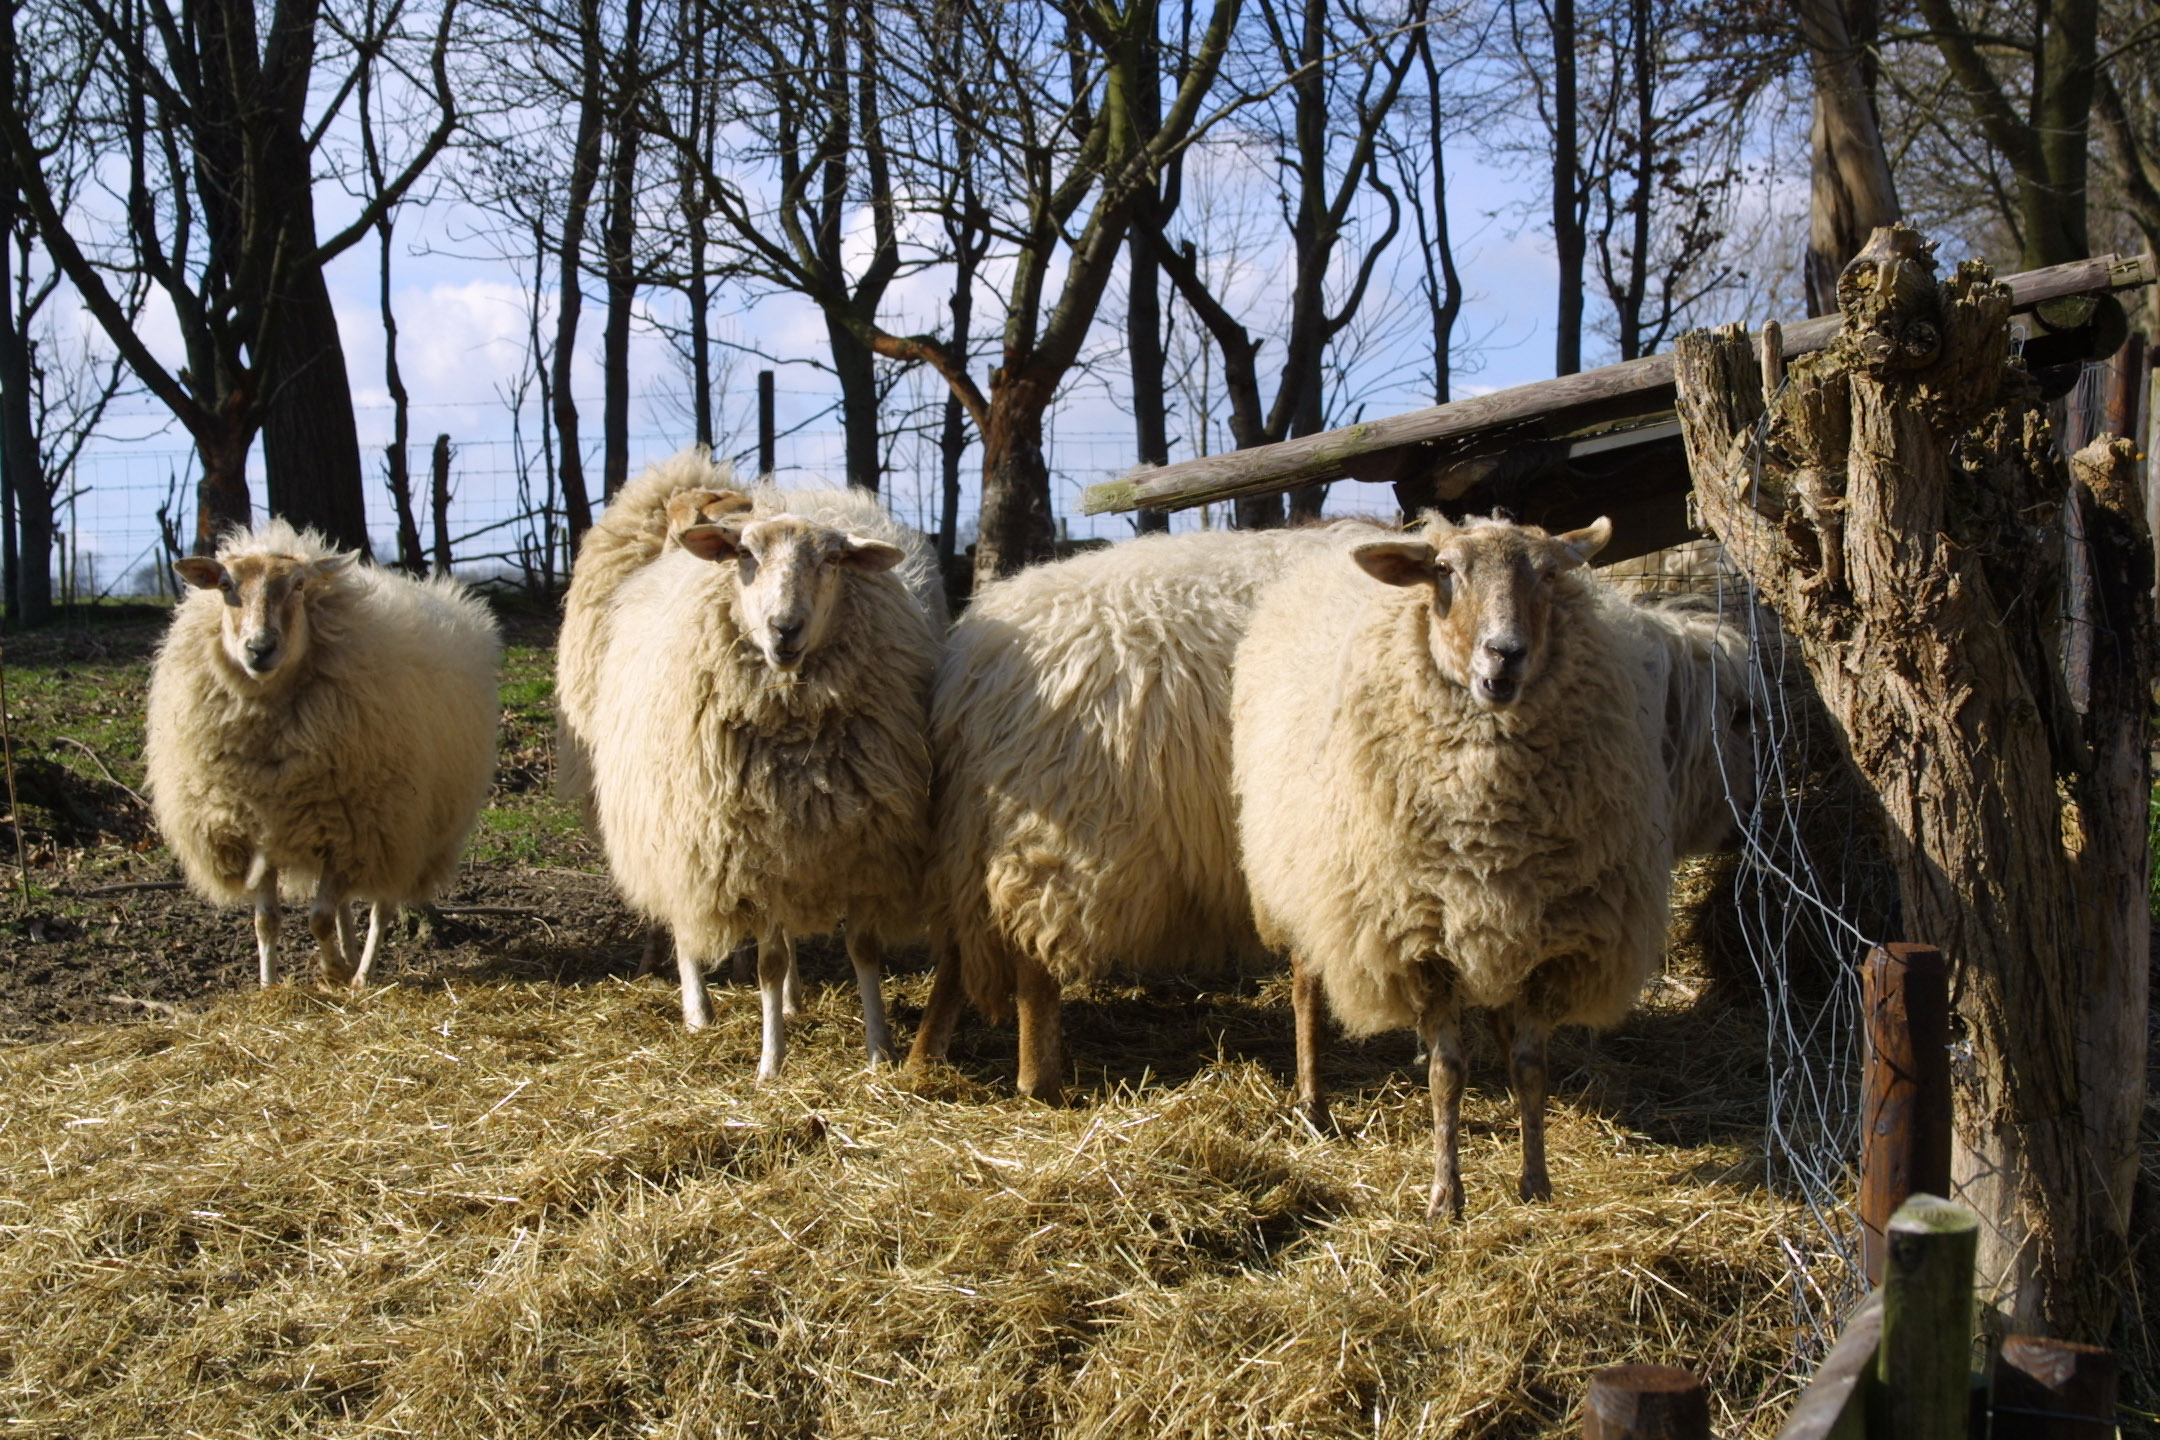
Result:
[1673, 223, 2148, 1340]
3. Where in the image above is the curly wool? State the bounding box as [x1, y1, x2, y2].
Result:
[145, 519, 501, 910]
[932, 524, 1378, 1019]
[581, 491, 941, 963]
[1233, 527, 1716, 1038]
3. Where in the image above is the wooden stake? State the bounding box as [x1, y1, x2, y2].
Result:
[1583, 1365, 1709, 1440]
[1875, 1194, 1979, 1440]
[1991, 1335, 2118, 1438]
[1860, 943, 1953, 1284]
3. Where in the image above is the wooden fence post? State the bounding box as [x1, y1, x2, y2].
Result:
[758, 371, 776, 478]
[1583, 1365, 1710, 1439]
[1991, 1336, 2118, 1438]
[1874, 1194, 1979, 1440]
[1860, 943, 1952, 1285]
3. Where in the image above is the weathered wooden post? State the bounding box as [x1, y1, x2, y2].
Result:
[758, 370, 776, 478]
[1582, 1365, 1710, 1440]
[1859, 944, 1952, 1284]
[1873, 1195, 1979, 1440]
[1991, 1336, 2118, 1438]
[1676, 225, 2152, 1339]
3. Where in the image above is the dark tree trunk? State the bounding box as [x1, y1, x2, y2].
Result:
[1676, 224, 2146, 1340]
[196, 422, 255, 553]
[830, 318, 882, 492]
[938, 392, 966, 574]
[0, 183, 48, 627]
[600, 0, 642, 502]
[1551, 0, 1583, 375]
[974, 375, 1057, 583]
[262, 259, 371, 555]
[430, 433, 454, 574]
[687, 224, 712, 449]
[1126, 20, 1170, 536]
[554, 0, 607, 547]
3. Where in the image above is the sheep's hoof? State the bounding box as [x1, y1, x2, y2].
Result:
[316, 955, 357, 987]
[1298, 1098, 1334, 1137]
[1426, 1181, 1466, 1221]
[1518, 1171, 1553, 1203]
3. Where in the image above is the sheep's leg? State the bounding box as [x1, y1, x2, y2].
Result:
[756, 928, 795, 1082]
[308, 871, 358, 987]
[1012, 954, 1064, 1103]
[1502, 1003, 1555, 1203]
[677, 942, 714, 1032]
[636, 924, 669, 979]
[1419, 1002, 1468, 1220]
[905, 942, 965, 1069]
[352, 901, 393, 988]
[1291, 948, 1331, 1133]
[251, 867, 280, 987]
[781, 946, 804, 1020]
[845, 926, 893, 1068]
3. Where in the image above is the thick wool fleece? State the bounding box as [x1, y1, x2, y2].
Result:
[146, 520, 501, 909]
[583, 509, 940, 963]
[932, 523, 1377, 1018]
[1233, 538, 1683, 1037]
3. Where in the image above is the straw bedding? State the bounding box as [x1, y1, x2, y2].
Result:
[0, 955, 1819, 1438]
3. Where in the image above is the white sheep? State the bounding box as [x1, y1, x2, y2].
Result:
[578, 466, 941, 1078]
[146, 518, 502, 987]
[907, 523, 1377, 1099]
[1231, 513, 1753, 1217]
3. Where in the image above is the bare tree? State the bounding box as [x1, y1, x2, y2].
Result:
[1794, 0, 1899, 313]
[1152, 0, 1422, 526]
[0, 0, 458, 550]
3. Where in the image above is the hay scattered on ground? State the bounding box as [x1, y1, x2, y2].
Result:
[0, 954, 1827, 1439]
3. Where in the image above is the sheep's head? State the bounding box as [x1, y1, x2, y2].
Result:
[174, 549, 356, 682]
[1351, 515, 1611, 709]
[664, 487, 752, 542]
[676, 513, 904, 673]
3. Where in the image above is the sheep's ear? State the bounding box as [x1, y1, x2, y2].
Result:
[307, 551, 358, 581]
[174, 557, 225, 590]
[1555, 517, 1612, 567]
[1353, 540, 1438, 588]
[836, 536, 905, 573]
[704, 488, 752, 518]
[665, 492, 710, 535]
[678, 523, 745, 563]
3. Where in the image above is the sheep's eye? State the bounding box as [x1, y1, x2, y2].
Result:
[1432, 560, 1453, 577]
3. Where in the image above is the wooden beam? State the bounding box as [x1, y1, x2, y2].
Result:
[1775, 1291, 1882, 1440]
[1084, 252, 2160, 516]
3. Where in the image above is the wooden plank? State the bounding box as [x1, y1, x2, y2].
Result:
[1878, 1195, 1980, 1440]
[1776, 1291, 1882, 1440]
[1582, 1365, 1710, 1439]
[1859, 944, 1953, 1285]
[1084, 252, 2160, 515]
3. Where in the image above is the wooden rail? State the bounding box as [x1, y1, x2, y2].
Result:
[1083, 253, 2160, 517]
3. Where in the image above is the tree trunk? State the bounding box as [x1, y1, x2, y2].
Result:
[0, 181, 49, 626]
[430, 433, 454, 575]
[1674, 224, 2144, 1340]
[1794, 0, 1899, 316]
[377, 214, 424, 574]
[262, 259, 372, 555]
[830, 317, 882, 492]
[973, 376, 1057, 583]
[600, 0, 642, 504]
[196, 422, 255, 553]
[1127, 221, 1171, 534]
[1551, 0, 1583, 376]
[553, 0, 607, 547]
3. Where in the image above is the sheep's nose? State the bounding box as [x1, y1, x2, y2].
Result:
[773, 619, 806, 650]
[245, 637, 279, 669]
[1482, 640, 1527, 669]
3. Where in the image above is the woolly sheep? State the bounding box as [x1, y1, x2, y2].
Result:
[146, 519, 502, 987]
[578, 462, 941, 1078]
[907, 523, 1377, 1099]
[1231, 513, 1753, 1218]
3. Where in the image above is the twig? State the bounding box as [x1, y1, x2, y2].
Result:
[53, 737, 150, 810]
[73, 880, 186, 897]
[102, 994, 198, 1021]
[0, 644, 27, 912]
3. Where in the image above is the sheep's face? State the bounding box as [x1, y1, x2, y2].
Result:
[677, 514, 904, 673]
[174, 550, 355, 682]
[1351, 516, 1611, 710]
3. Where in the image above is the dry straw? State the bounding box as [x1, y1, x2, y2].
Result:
[0, 957, 1824, 1439]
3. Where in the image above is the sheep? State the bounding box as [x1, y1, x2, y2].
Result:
[1230, 512, 1754, 1218]
[578, 465, 941, 1078]
[906, 523, 1379, 1099]
[146, 518, 502, 987]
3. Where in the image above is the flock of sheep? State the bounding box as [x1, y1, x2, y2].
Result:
[142, 448, 1757, 1218]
